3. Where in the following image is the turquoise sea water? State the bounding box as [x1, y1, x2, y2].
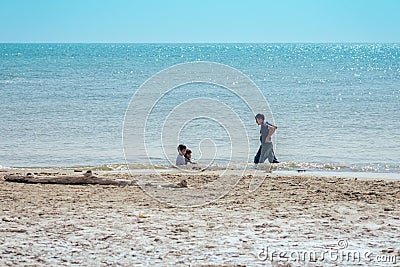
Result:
[0, 44, 399, 173]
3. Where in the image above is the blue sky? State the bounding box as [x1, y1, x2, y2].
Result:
[1, 0, 399, 43]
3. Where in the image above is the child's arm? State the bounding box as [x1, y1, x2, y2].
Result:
[266, 122, 278, 129]
[265, 125, 276, 143]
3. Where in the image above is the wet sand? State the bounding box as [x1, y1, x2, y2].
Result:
[1, 169, 400, 266]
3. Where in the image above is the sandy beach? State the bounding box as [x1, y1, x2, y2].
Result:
[1, 168, 399, 266]
[2, 0, 400, 266]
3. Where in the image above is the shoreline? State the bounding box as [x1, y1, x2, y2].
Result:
[1, 164, 399, 180]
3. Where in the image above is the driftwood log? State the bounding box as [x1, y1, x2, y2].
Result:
[4, 173, 134, 186]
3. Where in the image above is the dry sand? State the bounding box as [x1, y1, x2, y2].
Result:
[1, 168, 400, 266]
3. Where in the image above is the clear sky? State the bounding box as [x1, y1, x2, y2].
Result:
[1, 0, 399, 43]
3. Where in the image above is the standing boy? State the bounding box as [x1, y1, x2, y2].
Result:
[255, 114, 276, 164]
[254, 121, 279, 164]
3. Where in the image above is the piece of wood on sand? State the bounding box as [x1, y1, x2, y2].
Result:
[4, 171, 134, 186]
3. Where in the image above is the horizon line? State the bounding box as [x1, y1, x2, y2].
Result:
[1, 41, 400, 44]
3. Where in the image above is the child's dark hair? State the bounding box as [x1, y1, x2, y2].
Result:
[185, 149, 192, 157]
[255, 113, 265, 121]
[177, 144, 187, 152]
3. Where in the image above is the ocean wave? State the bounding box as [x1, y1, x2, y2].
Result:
[67, 162, 400, 174]
[266, 161, 400, 173]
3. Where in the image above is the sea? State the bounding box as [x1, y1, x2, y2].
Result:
[1, 43, 399, 174]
